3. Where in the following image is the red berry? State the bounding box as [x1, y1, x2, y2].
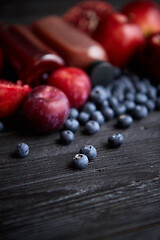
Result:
[48, 67, 91, 109]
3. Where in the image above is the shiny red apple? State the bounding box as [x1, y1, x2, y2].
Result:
[121, 0, 160, 37]
[22, 85, 70, 133]
[48, 67, 91, 109]
[93, 12, 144, 67]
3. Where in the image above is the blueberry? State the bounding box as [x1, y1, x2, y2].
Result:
[64, 118, 79, 132]
[15, 142, 29, 158]
[73, 153, 89, 169]
[113, 104, 126, 117]
[124, 100, 136, 112]
[85, 120, 100, 135]
[91, 110, 105, 125]
[108, 96, 119, 108]
[135, 81, 148, 94]
[99, 99, 109, 109]
[125, 92, 135, 101]
[108, 133, 124, 148]
[101, 107, 114, 120]
[147, 86, 157, 100]
[78, 111, 90, 125]
[60, 130, 74, 145]
[114, 66, 122, 79]
[90, 85, 107, 104]
[68, 108, 79, 119]
[132, 105, 148, 119]
[145, 99, 156, 112]
[0, 122, 4, 132]
[113, 89, 125, 102]
[80, 145, 97, 160]
[82, 101, 96, 114]
[117, 114, 133, 129]
[135, 93, 148, 105]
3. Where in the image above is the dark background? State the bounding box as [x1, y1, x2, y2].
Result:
[0, 0, 160, 24]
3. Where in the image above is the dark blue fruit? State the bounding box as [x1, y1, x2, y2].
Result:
[132, 105, 148, 119]
[113, 104, 126, 117]
[91, 110, 105, 125]
[145, 99, 155, 112]
[15, 142, 29, 158]
[78, 111, 90, 125]
[108, 133, 124, 148]
[82, 101, 96, 114]
[101, 106, 114, 120]
[68, 108, 79, 119]
[64, 118, 79, 132]
[73, 153, 89, 169]
[124, 100, 136, 112]
[85, 120, 100, 135]
[90, 85, 107, 104]
[135, 93, 148, 105]
[80, 145, 97, 160]
[117, 114, 133, 129]
[108, 96, 119, 108]
[60, 130, 74, 145]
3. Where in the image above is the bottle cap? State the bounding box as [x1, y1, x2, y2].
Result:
[87, 61, 115, 86]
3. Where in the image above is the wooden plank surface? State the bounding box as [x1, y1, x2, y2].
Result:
[0, 1, 160, 239]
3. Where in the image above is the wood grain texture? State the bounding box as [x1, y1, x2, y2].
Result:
[0, 111, 160, 240]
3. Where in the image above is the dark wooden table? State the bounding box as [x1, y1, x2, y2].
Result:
[0, 1, 160, 240]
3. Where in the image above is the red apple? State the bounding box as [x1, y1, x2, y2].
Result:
[121, 0, 160, 37]
[0, 80, 31, 118]
[48, 67, 91, 109]
[22, 85, 70, 133]
[93, 12, 144, 67]
[134, 32, 160, 82]
[63, 0, 114, 36]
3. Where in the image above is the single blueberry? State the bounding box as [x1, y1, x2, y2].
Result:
[101, 107, 114, 120]
[90, 85, 107, 104]
[132, 105, 148, 119]
[145, 99, 156, 112]
[113, 104, 126, 117]
[114, 66, 122, 79]
[147, 86, 157, 101]
[108, 133, 124, 148]
[80, 145, 97, 160]
[68, 108, 79, 119]
[108, 96, 119, 108]
[82, 101, 96, 114]
[135, 93, 148, 105]
[60, 130, 74, 145]
[113, 90, 125, 102]
[117, 114, 133, 129]
[0, 122, 4, 132]
[124, 100, 136, 112]
[73, 153, 89, 169]
[91, 110, 105, 125]
[78, 111, 90, 125]
[125, 92, 135, 101]
[85, 120, 100, 135]
[15, 142, 29, 158]
[99, 99, 109, 110]
[135, 81, 148, 94]
[64, 118, 79, 132]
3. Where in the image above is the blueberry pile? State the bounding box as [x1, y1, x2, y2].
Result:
[73, 145, 97, 169]
[60, 68, 160, 145]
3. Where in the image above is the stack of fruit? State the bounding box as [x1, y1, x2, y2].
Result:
[0, 0, 160, 135]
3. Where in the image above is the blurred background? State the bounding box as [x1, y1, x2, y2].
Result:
[0, 0, 160, 24]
